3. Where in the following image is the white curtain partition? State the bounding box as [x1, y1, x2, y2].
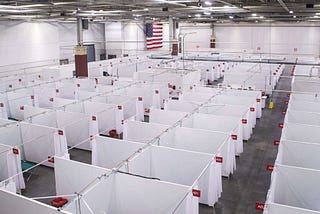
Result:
[29, 110, 96, 150]
[292, 77, 320, 93]
[64, 101, 123, 134]
[7, 91, 33, 120]
[149, 109, 189, 126]
[222, 89, 262, 118]
[182, 113, 243, 155]
[290, 93, 320, 103]
[288, 100, 320, 114]
[120, 145, 221, 206]
[0, 189, 71, 214]
[284, 110, 320, 126]
[92, 137, 145, 169]
[164, 99, 200, 113]
[211, 95, 258, 126]
[123, 121, 170, 144]
[276, 140, 320, 171]
[0, 120, 69, 167]
[266, 164, 320, 212]
[55, 157, 195, 214]
[159, 127, 235, 177]
[91, 95, 138, 120]
[264, 203, 320, 214]
[281, 123, 320, 144]
[35, 87, 57, 108]
[20, 105, 50, 120]
[0, 144, 25, 192]
[199, 103, 252, 140]
[179, 92, 214, 104]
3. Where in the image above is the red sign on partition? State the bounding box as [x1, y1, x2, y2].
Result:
[13, 148, 19, 155]
[138, 97, 143, 101]
[49, 98, 54, 102]
[117, 105, 122, 110]
[231, 134, 238, 140]
[242, 119, 248, 124]
[48, 156, 55, 163]
[266, 165, 274, 171]
[255, 202, 265, 211]
[20, 106, 24, 110]
[250, 107, 255, 112]
[274, 140, 280, 146]
[58, 130, 64, 135]
[278, 123, 284, 128]
[294, 48, 298, 52]
[282, 110, 287, 115]
[256, 98, 261, 103]
[0, 103, 4, 107]
[30, 95, 35, 100]
[215, 156, 223, 163]
[285, 100, 289, 105]
[192, 189, 201, 198]
[92, 116, 97, 121]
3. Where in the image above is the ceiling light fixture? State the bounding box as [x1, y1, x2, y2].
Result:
[204, 12, 211, 15]
[195, 14, 201, 17]
[289, 10, 293, 14]
[229, 16, 234, 19]
[252, 13, 257, 17]
[204, 1, 212, 6]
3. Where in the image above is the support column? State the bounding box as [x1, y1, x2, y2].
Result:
[170, 18, 178, 56]
[75, 17, 88, 77]
[210, 24, 216, 49]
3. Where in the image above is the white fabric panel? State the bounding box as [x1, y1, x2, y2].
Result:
[292, 78, 320, 93]
[199, 103, 252, 140]
[35, 87, 57, 108]
[55, 157, 110, 196]
[182, 113, 243, 155]
[0, 103, 8, 119]
[22, 105, 49, 120]
[21, 122, 68, 167]
[281, 123, 320, 144]
[0, 144, 10, 181]
[0, 123, 22, 148]
[290, 93, 320, 103]
[7, 93, 33, 120]
[151, 90, 161, 109]
[159, 127, 235, 177]
[6, 148, 25, 191]
[0, 189, 70, 214]
[123, 121, 170, 144]
[74, 172, 192, 214]
[276, 140, 320, 170]
[135, 98, 144, 121]
[222, 89, 262, 118]
[179, 91, 213, 104]
[272, 165, 320, 211]
[211, 95, 257, 126]
[115, 105, 124, 133]
[126, 145, 221, 206]
[149, 109, 188, 126]
[264, 203, 320, 214]
[164, 99, 200, 112]
[92, 137, 144, 168]
[288, 100, 320, 113]
[285, 110, 320, 126]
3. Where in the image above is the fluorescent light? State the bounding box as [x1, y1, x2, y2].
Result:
[144, 8, 149, 11]
[188, 15, 192, 18]
[252, 13, 257, 16]
[289, 10, 293, 14]
[195, 14, 201, 17]
[204, 1, 212, 6]
[260, 16, 264, 19]
[293, 15, 297, 18]
[203, 12, 211, 15]
[229, 16, 234, 19]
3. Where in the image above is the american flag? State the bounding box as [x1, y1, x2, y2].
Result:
[146, 23, 163, 50]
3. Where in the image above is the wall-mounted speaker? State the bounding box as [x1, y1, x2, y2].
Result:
[306, 4, 314, 8]
[82, 19, 89, 30]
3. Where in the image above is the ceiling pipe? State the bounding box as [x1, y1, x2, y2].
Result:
[276, 0, 290, 12]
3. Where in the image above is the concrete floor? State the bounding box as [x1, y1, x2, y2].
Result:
[20, 65, 292, 213]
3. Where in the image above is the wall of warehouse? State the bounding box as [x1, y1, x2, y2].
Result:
[214, 23, 320, 56]
[58, 22, 106, 63]
[0, 21, 60, 74]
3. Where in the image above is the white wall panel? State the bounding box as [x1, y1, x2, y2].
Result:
[0, 21, 59, 74]
[215, 24, 320, 55]
[179, 23, 212, 51]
